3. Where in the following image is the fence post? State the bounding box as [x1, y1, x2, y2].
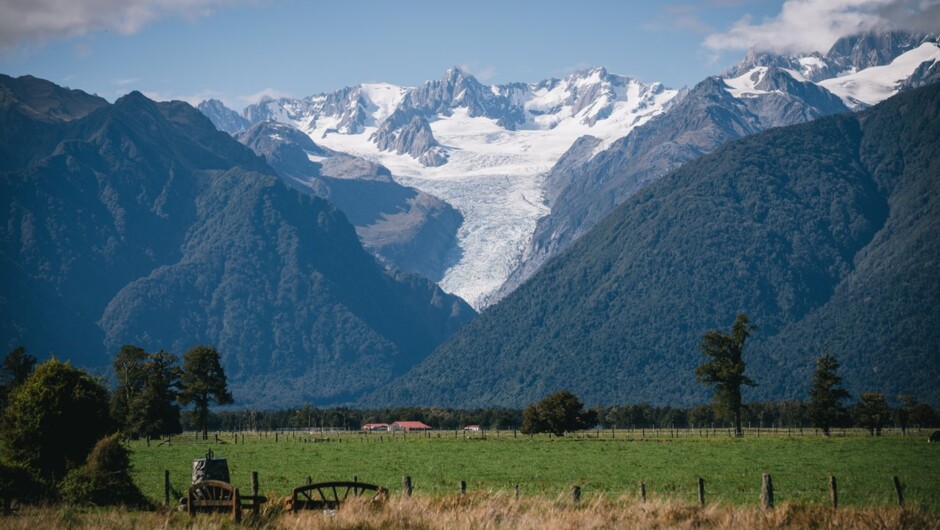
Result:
[460, 480, 466, 495]
[571, 485, 581, 504]
[893, 476, 904, 507]
[164, 469, 170, 506]
[698, 478, 705, 507]
[515, 484, 520, 499]
[829, 475, 837, 508]
[761, 474, 774, 509]
[639, 480, 646, 502]
[251, 471, 259, 498]
[403, 475, 413, 497]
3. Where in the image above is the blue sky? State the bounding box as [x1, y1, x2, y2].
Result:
[0, 0, 937, 109]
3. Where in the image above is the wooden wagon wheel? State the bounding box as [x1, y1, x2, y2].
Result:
[289, 481, 387, 511]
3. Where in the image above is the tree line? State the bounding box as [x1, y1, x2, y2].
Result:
[0, 343, 232, 509]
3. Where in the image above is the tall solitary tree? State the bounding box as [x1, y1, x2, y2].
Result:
[808, 353, 850, 436]
[178, 345, 233, 440]
[695, 314, 756, 437]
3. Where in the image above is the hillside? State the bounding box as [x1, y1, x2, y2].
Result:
[0, 75, 473, 406]
[367, 83, 940, 408]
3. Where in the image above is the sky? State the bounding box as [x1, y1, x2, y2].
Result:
[0, 0, 938, 109]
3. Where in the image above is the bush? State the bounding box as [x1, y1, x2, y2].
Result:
[60, 436, 148, 507]
[0, 459, 44, 508]
[1, 359, 112, 483]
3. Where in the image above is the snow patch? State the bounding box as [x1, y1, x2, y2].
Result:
[820, 42, 940, 108]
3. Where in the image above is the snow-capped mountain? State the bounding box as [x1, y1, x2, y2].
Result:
[234, 67, 678, 308]
[197, 99, 251, 134]
[495, 31, 940, 305]
[201, 31, 939, 310]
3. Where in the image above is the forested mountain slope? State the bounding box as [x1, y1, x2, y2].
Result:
[0, 75, 473, 406]
[368, 83, 940, 408]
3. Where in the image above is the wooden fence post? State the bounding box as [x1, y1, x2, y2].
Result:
[698, 478, 705, 507]
[893, 476, 904, 507]
[514, 484, 520, 499]
[639, 480, 646, 502]
[164, 469, 170, 506]
[761, 474, 774, 509]
[571, 485, 581, 504]
[829, 475, 837, 508]
[403, 476, 413, 497]
[251, 471, 259, 498]
[460, 480, 466, 495]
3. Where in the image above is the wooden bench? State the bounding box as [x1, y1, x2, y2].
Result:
[287, 481, 387, 512]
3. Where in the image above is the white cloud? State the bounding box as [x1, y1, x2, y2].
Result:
[458, 62, 497, 83]
[704, 0, 940, 55]
[141, 88, 228, 106]
[237, 87, 292, 105]
[0, 0, 256, 52]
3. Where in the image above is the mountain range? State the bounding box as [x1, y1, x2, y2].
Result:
[0, 74, 472, 406]
[2, 29, 937, 408]
[204, 30, 939, 310]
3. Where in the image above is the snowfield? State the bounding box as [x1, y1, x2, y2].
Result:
[820, 42, 940, 108]
[287, 75, 678, 308]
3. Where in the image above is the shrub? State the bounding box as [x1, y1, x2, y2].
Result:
[60, 436, 148, 507]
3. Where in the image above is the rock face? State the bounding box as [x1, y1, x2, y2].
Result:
[367, 84, 940, 409]
[0, 75, 474, 407]
[371, 111, 448, 166]
[197, 99, 251, 134]
[237, 120, 462, 280]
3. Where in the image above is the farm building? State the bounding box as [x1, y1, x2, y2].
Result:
[361, 423, 389, 431]
[464, 424, 481, 431]
[390, 421, 432, 431]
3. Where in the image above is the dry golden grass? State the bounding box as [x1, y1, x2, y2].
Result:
[2, 493, 938, 530]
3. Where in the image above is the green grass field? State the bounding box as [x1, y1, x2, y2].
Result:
[129, 429, 940, 509]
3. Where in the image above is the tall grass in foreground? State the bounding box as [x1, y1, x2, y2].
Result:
[3, 494, 937, 530]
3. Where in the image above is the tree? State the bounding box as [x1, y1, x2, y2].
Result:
[112, 347, 182, 439]
[0, 346, 36, 411]
[178, 345, 233, 440]
[1, 359, 111, 483]
[695, 314, 756, 437]
[854, 392, 892, 436]
[110, 345, 148, 434]
[808, 353, 850, 436]
[520, 390, 596, 436]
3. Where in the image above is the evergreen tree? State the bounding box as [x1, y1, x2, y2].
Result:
[0, 346, 36, 411]
[854, 392, 892, 436]
[110, 345, 148, 434]
[695, 314, 756, 436]
[178, 345, 233, 440]
[111, 347, 182, 439]
[808, 353, 850, 436]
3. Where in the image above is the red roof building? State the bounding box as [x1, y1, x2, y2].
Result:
[391, 421, 432, 431]
[361, 423, 389, 431]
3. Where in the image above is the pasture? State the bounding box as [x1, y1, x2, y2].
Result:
[128, 428, 940, 509]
